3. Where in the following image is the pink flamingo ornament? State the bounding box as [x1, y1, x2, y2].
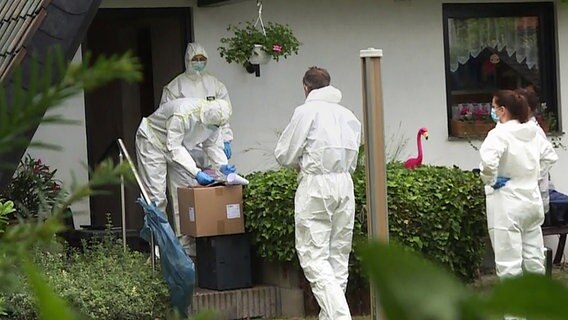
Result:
[404, 127, 429, 169]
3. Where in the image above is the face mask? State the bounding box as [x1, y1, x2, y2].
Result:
[191, 61, 206, 72]
[490, 108, 500, 123]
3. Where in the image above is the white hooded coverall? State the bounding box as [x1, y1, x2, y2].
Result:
[479, 120, 557, 279]
[275, 86, 361, 320]
[160, 43, 233, 167]
[496, 117, 551, 213]
[135, 98, 231, 235]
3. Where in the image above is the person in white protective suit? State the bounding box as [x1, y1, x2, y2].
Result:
[515, 86, 552, 214]
[135, 98, 236, 235]
[274, 67, 361, 320]
[479, 89, 557, 283]
[160, 42, 234, 163]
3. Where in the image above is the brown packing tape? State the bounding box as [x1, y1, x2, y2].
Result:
[217, 220, 225, 234]
[215, 187, 223, 196]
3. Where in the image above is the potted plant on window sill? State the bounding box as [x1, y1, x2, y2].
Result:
[218, 20, 301, 77]
[535, 110, 557, 134]
[450, 106, 495, 138]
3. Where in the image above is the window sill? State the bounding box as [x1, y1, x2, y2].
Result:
[448, 131, 564, 141]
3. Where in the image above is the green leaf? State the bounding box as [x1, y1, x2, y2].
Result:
[483, 273, 568, 319]
[361, 240, 471, 320]
[22, 257, 77, 320]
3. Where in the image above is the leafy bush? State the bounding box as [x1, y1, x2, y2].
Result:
[384, 162, 487, 281]
[243, 161, 487, 285]
[3, 239, 170, 319]
[0, 200, 14, 234]
[243, 168, 297, 263]
[0, 154, 64, 219]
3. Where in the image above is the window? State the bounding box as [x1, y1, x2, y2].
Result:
[443, 3, 558, 138]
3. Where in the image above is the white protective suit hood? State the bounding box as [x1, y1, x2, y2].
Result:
[305, 85, 342, 104]
[200, 99, 232, 127]
[500, 119, 537, 142]
[184, 43, 208, 76]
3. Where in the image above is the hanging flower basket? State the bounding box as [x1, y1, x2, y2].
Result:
[248, 44, 271, 65]
[218, 20, 301, 67]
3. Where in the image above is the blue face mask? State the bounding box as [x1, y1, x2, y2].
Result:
[191, 61, 206, 72]
[490, 108, 500, 123]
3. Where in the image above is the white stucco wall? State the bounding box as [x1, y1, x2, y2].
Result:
[25, 48, 90, 228]
[192, 0, 568, 176]
[27, 0, 568, 257]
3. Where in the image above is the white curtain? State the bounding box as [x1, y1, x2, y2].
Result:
[448, 16, 539, 72]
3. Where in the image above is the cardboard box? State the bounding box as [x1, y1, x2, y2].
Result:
[178, 185, 244, 237]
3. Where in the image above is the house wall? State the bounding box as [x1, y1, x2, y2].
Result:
[25, 48, 90, 228]
[27, 0, 568, 255]
[192, 0, 568, 174]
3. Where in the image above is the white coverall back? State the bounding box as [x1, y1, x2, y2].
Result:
[135, 98, 229, 235]
[275, 86, 361, 320]
[479, 120, 557, 280]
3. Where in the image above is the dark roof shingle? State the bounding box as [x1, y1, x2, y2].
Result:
[0, 0, 49, 80]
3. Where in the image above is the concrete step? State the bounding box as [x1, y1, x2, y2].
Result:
[191, 285, 282, 319]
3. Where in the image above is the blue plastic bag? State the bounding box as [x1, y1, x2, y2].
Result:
[137, 198, 195, 317]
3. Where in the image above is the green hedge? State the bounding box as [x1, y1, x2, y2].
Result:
[2, 239, 170, 319]
[243, 161, 487, 284]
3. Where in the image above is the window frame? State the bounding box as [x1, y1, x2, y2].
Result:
[442, 2, 559, 137]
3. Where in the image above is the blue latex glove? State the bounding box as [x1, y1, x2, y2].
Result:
[195, 171, 214, 185]
[220, 164, 236, 175]
[492, 176, 510, 190]
[224, 141, 232, 159]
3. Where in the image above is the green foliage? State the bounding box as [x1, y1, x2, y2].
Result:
[218, 20, 301, 65]
[385, 162, 487, 282]
[361, 240, 568, 320]
[20, 256, 78, 320]
[0, 49, 145, 319]
[0, 200, 14, 234]
[243, 168, 298, 262]
[3, 239, 170, 320]
[243, 161, 487, 289]
[0, 154, 64, 219]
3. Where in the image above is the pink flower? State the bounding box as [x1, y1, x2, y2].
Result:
[472, 108, 488, 120]
[272, 44, 282, 53]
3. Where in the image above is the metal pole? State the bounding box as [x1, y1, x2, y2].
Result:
[119, 151, 127, 253]
[360, 48, 389, 320]
[116, 138, 155, 271]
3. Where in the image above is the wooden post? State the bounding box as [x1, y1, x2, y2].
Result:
[360, 48, 389, 320]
